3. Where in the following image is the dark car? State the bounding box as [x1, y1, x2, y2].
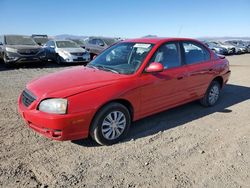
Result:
[0, 35, 46, 66]
[83, 37, 118, 59]
[31, 34, 49, 46]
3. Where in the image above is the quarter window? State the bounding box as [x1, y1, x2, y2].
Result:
[149, 43, 181, 69]
[182, 42, 210, 64]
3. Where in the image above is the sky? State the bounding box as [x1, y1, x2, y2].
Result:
[0, 0, 249, 38]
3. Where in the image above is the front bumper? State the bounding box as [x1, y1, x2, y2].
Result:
[5, 51, 46, 64]
[60, 53, 91, 63]
[18, 95, 92, 141]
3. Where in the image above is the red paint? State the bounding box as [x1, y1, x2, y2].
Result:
[18, 38, 231, 141]
[145, 62, 164, 73]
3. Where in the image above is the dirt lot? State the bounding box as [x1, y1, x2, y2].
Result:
[0, 54, 250, 188]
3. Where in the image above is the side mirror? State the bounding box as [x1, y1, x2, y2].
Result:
[145, 62, 164, 73]
[99, 43, 104, 47]
[0, 42, 3, 45]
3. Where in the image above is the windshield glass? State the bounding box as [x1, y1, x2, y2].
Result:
[33, 37, 49, 45]
[5, 35, 37, 45]
[71, 39, 85, 45]
[88, 42, 153, 75]
[102, 38, 118, 46]
[56, 41, 79, 48]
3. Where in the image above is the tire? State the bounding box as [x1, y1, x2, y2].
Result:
[90, 102, 131, 145]
[56, 55, 63, 65]
[200, 80, 221, 107]
[3, 53, 13, 67]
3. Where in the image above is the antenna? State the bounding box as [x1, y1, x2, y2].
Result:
[177, 25, 183, 37]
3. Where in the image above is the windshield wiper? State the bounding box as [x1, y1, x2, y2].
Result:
[86, 64, 99, 70]
[95, 65, 120, 74]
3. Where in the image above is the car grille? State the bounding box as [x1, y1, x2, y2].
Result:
[21, 89, 36, 107]
[18, 49, 39, 55]
[70, 52, 85, 56]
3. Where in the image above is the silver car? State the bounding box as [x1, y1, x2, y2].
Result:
[44, 40, 90, 64]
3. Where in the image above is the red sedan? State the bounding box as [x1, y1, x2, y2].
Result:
[18, 38, 231, 145]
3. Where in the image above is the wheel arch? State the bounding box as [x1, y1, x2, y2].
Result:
[88, 98, 134, 136]
[212, 76, 224, 88]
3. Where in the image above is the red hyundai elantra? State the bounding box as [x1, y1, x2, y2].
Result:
[18, 38, 231, 145]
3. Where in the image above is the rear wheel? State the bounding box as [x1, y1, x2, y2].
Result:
[90, 103, 131, 145]
[200, 80, 221, 107]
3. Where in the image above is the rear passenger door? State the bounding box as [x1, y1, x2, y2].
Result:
[181, 41, 214, 99]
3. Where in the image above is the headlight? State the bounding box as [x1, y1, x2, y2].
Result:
[6, 47, 18, 53]
[39, 98, 67, 114]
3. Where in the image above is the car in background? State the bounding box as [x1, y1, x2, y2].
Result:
[18, 37, 231, 145]
[83, 37, 118, 59]
[209, 41, 235, 55]
[32, 34, 49, 46]
[0, 35, 46, 66]
[44, 39, 90, 64]
[225, 41, 247, 54]
[229, 40, 250, 53]
[204, 41, 228, 55]
[242, 41, 250, 52]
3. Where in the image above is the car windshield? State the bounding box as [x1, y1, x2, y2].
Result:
[56, 41, 79, 48]
[33, 37, 49, 45]
[71, 39, 85, 45]
[102, 38, 118, 46]
[5, 35, 37, 45]
[88, 42, 153, 75]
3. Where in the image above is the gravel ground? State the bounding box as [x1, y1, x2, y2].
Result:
[0, 55, 250, 188]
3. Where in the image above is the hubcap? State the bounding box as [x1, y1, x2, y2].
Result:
[208, 85, 219, 104]
[101, 111, 126, 140]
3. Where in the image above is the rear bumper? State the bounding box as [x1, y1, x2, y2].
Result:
[18, 95, 92, 141]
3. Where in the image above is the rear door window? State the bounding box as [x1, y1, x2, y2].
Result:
[182, 42, 210, 64]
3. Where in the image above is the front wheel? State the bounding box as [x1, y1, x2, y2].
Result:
[90, 103, 131, 145]
[200, 81, 221, 107]
[56, 55, 63, 65]
[3, 53, 13, 67]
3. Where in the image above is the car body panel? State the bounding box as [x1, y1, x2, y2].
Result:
[18, 37, 231, 141]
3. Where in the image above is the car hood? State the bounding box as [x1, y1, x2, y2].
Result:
[57, 48, 86, 53]
[26, 66, 128, 99]
[5, 44, 42, 50]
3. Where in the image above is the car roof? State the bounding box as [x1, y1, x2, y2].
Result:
[50, 39, 74, 42]
[123, 37, 202, 44]
[4, 34, 31, 37]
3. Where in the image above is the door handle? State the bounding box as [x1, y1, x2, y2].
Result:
[177, 76, 184, 80]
